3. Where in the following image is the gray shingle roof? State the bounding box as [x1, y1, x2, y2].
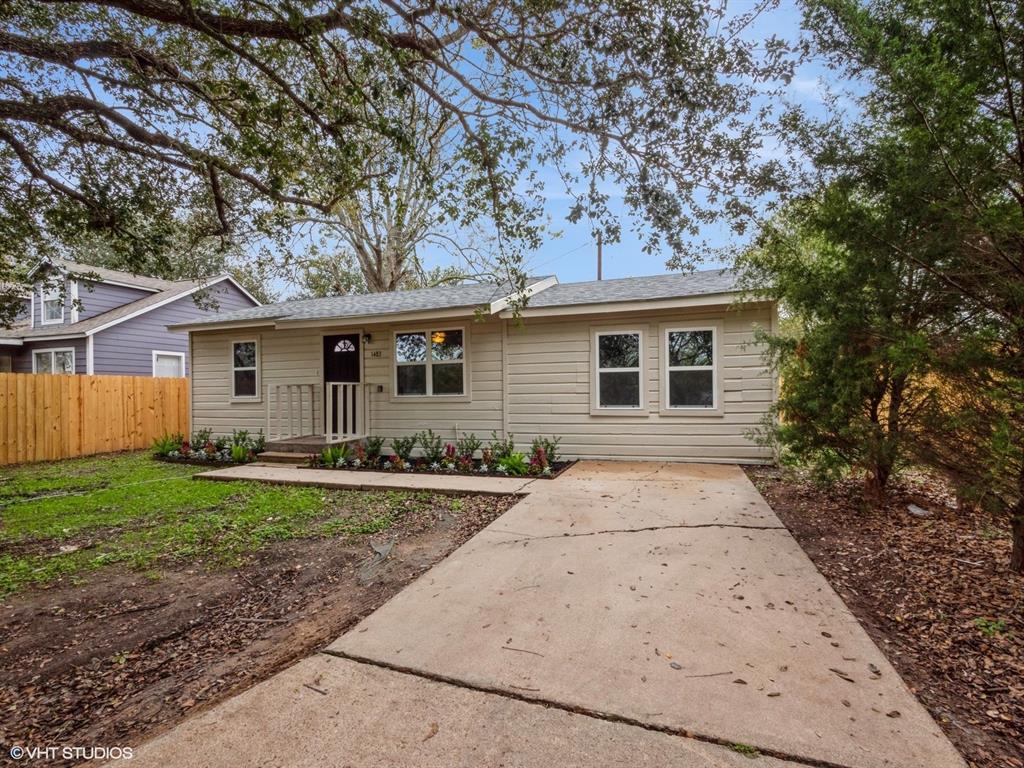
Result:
[169, 269, 743, 330]
[174, 277, 555, 327]
[38, 258, 176, 292]
[524, 268, 740, 308]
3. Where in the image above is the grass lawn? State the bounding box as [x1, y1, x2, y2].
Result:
[0, 451, 454, 597]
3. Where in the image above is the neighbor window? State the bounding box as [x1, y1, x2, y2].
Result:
[41, 286, 63, 325]
[395, 329, 464, 396]
[33, 348, 74, 374]
[665, 327, 715, 409]
[595, 331, 643, 409]
[231, 340, 258, 398]
[153, 351, 185, 378]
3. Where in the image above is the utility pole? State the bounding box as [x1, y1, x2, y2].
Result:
[596, 231, 603, 281]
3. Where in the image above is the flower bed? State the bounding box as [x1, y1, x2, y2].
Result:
[151, 429, 265, 466]
[308, 431, 570, 479]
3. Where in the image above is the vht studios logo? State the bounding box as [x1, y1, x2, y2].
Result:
[7, 745, 134, 761]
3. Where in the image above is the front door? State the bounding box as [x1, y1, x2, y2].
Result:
[323, 334, 360, 436]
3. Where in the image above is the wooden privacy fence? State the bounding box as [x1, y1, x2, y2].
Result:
[0, 373, 189, 466]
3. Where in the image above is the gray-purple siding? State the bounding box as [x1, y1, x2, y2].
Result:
[12, 338, 89, 374]
[77, 280, 153, 320]
[91, 282, 255, 376]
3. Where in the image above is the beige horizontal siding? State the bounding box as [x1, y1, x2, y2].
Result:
[504, 304, 774, 462]
[189, 301, 775, 463]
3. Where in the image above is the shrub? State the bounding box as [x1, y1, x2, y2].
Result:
[230, 429, 251, 447]
[497, 452, 529, 476]
[456, 432, 482, 458]
[529, 445, 549, 472]
[489, 431, 515, 460]
[321, 443, 351, 467]
[530, 435, 561, 465]
[391, 435, 417, 461]
[251, 430, 266, 454]
[152, 432, 184, 457]
[418, 429, 444, 463]
[365, 435, 385, 461]
[191, 427, 213, 447]
[230, 444, 249, 463]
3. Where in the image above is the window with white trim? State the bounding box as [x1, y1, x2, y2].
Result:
[595, 331, 643, 409]
[665, 327, 715, 408]
[33, 348, 75, 374]
[231, 340, 259, 398]
[153, 351, 185, 378]
[394, 329, 464, 396]
[41, 285, 63, 325]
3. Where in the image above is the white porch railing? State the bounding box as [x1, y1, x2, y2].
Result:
[326, 382, 364, 443]
[267, 383, 317, 441]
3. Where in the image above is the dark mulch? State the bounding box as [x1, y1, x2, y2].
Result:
[308, 458, 577, 479]
[0, 493, 517, 766]
[746, 466, 1023, 768]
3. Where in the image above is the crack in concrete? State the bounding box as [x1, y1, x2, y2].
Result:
[320, 648, 857, 768]
[487, 521, 787, 544]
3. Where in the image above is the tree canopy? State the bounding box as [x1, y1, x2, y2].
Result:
[1, 0, 793, 317]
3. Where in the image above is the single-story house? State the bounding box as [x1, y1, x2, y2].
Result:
[0, 258, 259, 377]
[170, 269, 777, 463]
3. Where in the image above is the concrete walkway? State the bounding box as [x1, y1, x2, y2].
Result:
[133, 461, 965, 768]
[196, 462, 537, 495]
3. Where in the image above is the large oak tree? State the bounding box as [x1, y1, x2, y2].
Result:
[0, 0, 792, 321]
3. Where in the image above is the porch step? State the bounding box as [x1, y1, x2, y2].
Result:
[256, 451, 313, 465]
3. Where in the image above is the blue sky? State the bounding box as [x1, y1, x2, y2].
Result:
[415, 0, 837, 286]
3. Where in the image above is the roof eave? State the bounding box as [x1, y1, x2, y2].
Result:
[0, 337, 24, 346]
[498, 291, 767, 319]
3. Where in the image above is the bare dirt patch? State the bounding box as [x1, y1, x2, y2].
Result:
[0, 492, 517, 765]
[746, 466, 1023, 768]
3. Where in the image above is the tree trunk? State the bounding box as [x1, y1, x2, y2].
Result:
[1011, 512, 1024, 574]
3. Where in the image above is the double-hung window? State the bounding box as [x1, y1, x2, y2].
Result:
[231, 340, 259, 398]
[395, 329, 465, 396]
[594, 330, 644, 409]
[41, 286, 63, 325]
[664, 326, 716, 409]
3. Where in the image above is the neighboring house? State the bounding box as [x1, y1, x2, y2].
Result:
[172, 270, 778, 463]
[0, 258, 259, 377]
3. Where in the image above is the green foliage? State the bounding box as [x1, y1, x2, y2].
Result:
[489, 431, 516, 461]
[364, 436, 385, 461]
[973, 617, 1008, 638]
[497, 452, 529, 476]
[152, 433, 184, 457]
[320, 443, 351, 467]
[190, 428, 213, 448]
[456, 433, 482, 458]
[530, 436, 562, 466]
[390, 435, 417, 462]
[230, 444, 249, 463]
[417, 429, 444, 464]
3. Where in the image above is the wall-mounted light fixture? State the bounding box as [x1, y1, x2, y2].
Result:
[362, 333, 372, 345]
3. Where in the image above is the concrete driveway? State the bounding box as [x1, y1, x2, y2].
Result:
[132, 461, 965, 768]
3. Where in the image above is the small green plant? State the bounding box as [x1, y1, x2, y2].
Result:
[230, 444, 249, 463]
[456, 432, 482, 458]
[730, 743, 760, 758]
[530, 435, 562, 465]
[497, 452, 529, 476]
[231, 429, 251, 447]
[391, 435, 417, 461]
[152, 432, 183, 457]
[321, 443, 351, 467]
[974, 617, 1008, 638]
[489, 430, 516, 460]
[251, 430, 266, 453]
[364, 435, 385, 461]
[418, 429, 445, 463]
[191, 427, 213, 447]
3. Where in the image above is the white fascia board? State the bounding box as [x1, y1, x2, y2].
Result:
[273, 306, 480, 329]
[86, 335, 94, 374]
[169, 318, 280, 333]
[0, 337, 24, 346]
[498, 292, 766, 318]
[488, 275, 559, 314]
[220, 275, 263, 306]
